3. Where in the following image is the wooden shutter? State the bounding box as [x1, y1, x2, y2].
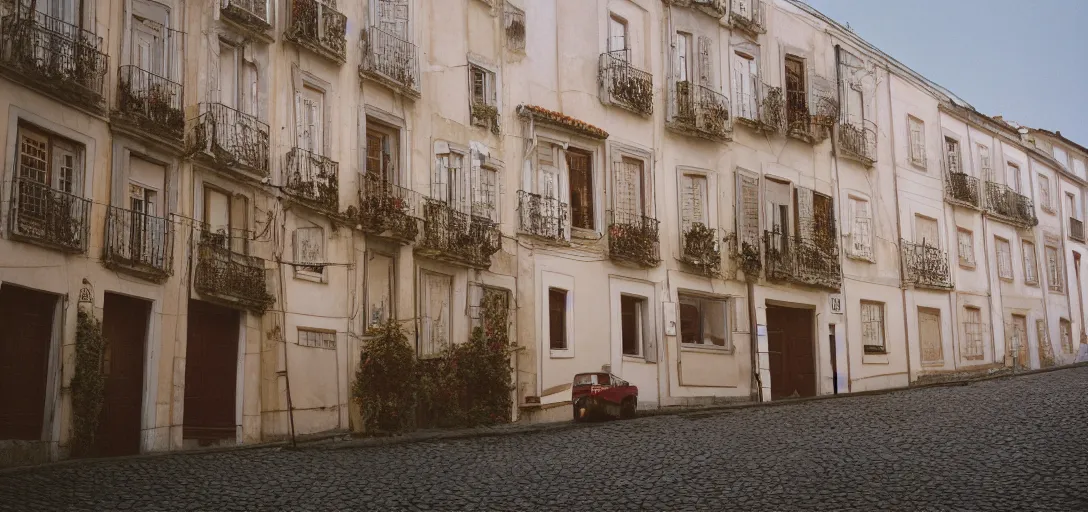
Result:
[681, 174, 708, 232]
[697, 36, 712, 87]
[736, 170, 760, 247]
[914, 215, 939, 248]
[643, 301, 658, 363]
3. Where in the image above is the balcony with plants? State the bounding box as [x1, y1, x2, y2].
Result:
[187, 102, 270, 178]
[7, 176, 91, 253]
[0, 6, 108, 112]
[348, 172, 420, 244]
[115, 67, 185, 145]
[194, 228, 274, 313]
[680, 223, 722, 277]
[598, 50, 653, 117]
[730, 0, 766, 35]
[283, 147, 339, 213]
[736, 81, 784, 134]
[786, 79, 837, 143]
[668, 81, 732, 142]
[901, 239, 953, 290]
[837, 119, 877, 166]
[985, 182, 1038, 227]
[517, 190, 568, 242]
[763, 228, 842, 291]
[103, 205, 173, 282]
[285, 0, 347, 64]
[608, 210, 661, 268]
[416, 199, 501, 268]
[360, 25, 420, 98]
[220, 0, 273, 39]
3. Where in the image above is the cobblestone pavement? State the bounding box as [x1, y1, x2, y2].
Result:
[2, 368, 1087, 511]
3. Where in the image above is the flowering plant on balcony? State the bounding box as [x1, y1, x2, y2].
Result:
[612, 73, 653, 116]
[609, 221, 660, 267]
[681, 223, 721, 276]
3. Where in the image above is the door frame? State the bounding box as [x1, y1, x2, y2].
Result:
[765, 300, 818, 399]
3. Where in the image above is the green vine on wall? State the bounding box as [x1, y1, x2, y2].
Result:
[70, 310, 107, 457]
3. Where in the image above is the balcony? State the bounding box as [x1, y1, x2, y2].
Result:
[669, 81, 732, 142]
[692, 0, 727, 19]
[737, 82, 784, 133]
[7, 177, 90, 253]
[284, 147, 339, 213]
[187, 102, 270, 177]
[220, 0, 273, 39]
[608, 210, 661, 268]
[360, 25, 420, 98]
[985, 182, 1038, 227]
[194, 230, 274, 313]
[1071, 218, 1085, 242]
[730, 0, 766, 34]
[517, 190, 568, 242]
[115, 65, 185, 143]
[901, 239, 953, 290]
[944, 171, 981, 208]
[837, 120, 877, 166]
[680, 223, 722, 277]
[763, 230, 842, 291]
[103, 205, 173, 282]
[786, 77, 838, 143]
[598, 51, 653, 117]
[503, 2, 525, 51]
[351, 173, 420, 244]
[417, 199, 501, 268]
[0, 7, 108, 112]
[284, 0, 347, 64]
[725, 231, 762, 281]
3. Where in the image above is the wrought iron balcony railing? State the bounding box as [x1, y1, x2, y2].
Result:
[763, 229, 841, 291]
[901, 239, 953, 290]
[985, 182, 1038, 227]
[284, 147, 339, 212]
[517, 190, 568, 241]
[284, 0, 347, 64]
[0, 8, 108, 111]
[724, 231, 763, 281]
[220, 0, 272, 34]
[116, 65, 185, 142]
[945, 171, 980, 208]
[103, 205, 173, 281]
[598, 50, 653, 116]
[188, 102, 270, 176]
[838, 120, 877, 165]
[681, 223, 722, 277]
[503, 1, 525, 51]
[352, 172, 420, 244]
[195, 229, 274, 313]
[1071, 218, 1085, 242]
[360, 25, 420, 97]
[7, 177, 90, 253]
[757, 83, 786, 133]
[730, 0, 766, 34]
[692, 0, 727, 18]
[608, 210, 661, 267]
[670, 80, 732, 141]
[417, 199, 501, 268]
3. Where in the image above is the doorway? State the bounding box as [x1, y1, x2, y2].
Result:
[184, 300, 240, 442]
[0, 284, 57, 441]
[766, 305, 816, 400]
[97, 293, 151, 456]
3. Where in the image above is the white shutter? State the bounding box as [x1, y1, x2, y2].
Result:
[736, 171, 760, 247]
[697, 36, 712, 88]
[643, 307, 658, 363]
[681, 174, 695, 233]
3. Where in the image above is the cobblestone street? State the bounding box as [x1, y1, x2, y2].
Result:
[2, 368, 1086, 511]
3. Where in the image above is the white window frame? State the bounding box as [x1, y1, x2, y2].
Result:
[977, 144, 992, 182]
[962, 306, 985, 361]
[678, 169, 713, 236]
[861, 300, 886, 354]
[677, 293, 733, 352]
[908, 115, 926, 169]
[293, 225, 326, 282]
[996, 237, 1013, 280]
[957, 228, 975, 268]
[846, 195, 873, 261]
[675, 31, 692, 83]
[1046, 245, 1064, 292]
[619, 294, 647, 357]
[297, 327, 336, 350]
[1022, 240, 1039, 285]
[608, 14, 628, 58]
[608, 143, 653, 220]
[432, 141, 470, 212]
[1038, 173, 1053, 213]
[543, 271, 576, 358]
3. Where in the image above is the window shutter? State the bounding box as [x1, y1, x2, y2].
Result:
[736, 170, 760, 248]
[795, 187, 814, 239]
[732, 296, 750, 334]
[432, 155, 447, 202]
[294, 90, 305, 150]
[681, 174, 694, 233]
[697, 36, 712, 88]
[643, 305, 658, 363]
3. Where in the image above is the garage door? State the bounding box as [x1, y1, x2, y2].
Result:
[0, 285, 56, 440]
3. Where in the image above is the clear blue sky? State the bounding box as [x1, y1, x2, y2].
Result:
[803, 0, 1088, 146]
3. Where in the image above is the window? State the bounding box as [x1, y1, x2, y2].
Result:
[620, 295, 645, 356]
[129, 0, 175, 79]
[1068, 193, 1080, 221]
[567, 149, 595, 230]
[419, 271, 452, 356]
[366, 252, 395, 329]
[848, 196, 872, 259]
[1006, 163, 1021, 193]
[203, 186, 248, 254]
[294, 226, 325, 278]
[365, 124, 398, 183]
[374, 0, 410, 39]
[861, 301, 886, 354]
[908, 117, 926, 168]
[433, 148, 467, 207]
[735, 170, 760, 252]
[1074, 159, 1086, 181]
[918, 307, 943, 365]
[16, 125, 82, 194]
[944, 136, 962, 174]
[1046, 245, 1063, 292]
[1022, 240, 1038, 284]
[548, 288, 568, 350]
[996, 237, 1013, 279]
[213, 39, 257, 114]
[978, 144, 992, 182]
[784, 55, 807, 130]
[680, 173, 709, 233]
[678, 294, 729, 348]
[472, 163, 499, 222]
[1038, 174, 1052, 211]
[957, 228, 975, 267]
[294, 84, 325, 155]
[467, 64, 497, 119]
[962, 306, 984, 361]
[608, 15, 628, 58]
[298, 328, 336, 350]
[1053, 146, 1068, 168]
[732, 52, 758, 120]
[675, 32, 692, 83]
[1060, 318, 1073, 354]
[764, 178, 791, 238]
[914, 215, 939, 248]
[613, 156, 646, 216]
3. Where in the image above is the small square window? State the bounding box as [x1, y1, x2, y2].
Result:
[861, 300, 885, 354]
[678, 294, 730, 349]
[957, 229, 975, 267]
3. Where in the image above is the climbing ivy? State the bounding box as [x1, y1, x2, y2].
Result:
[352, 319, 417, 434]
[70, 310, 106, 457]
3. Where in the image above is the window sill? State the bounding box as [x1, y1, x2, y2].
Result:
[294, 271, 326, 284]
[681, 344, 735, 355]
[846, 253, 875, 264]
[1049, 288, 1065, 294]
[909, 161, 928, 173]
[622, 355, 646, 363]
[862, 353, 890, 365]
[1025, 280, 1039, 287]
[958, 262, 976, 270]
[921, 359, 945, 368]
[550, 349, 574, 359]
[999, 276, 1014, 283]
[570, 227, 603, 241]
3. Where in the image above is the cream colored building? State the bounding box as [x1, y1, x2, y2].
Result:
[1, 0, 1083, 467]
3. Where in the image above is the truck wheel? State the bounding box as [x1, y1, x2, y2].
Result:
[621, 397, 637, 419]
[573, 398, 588, 422]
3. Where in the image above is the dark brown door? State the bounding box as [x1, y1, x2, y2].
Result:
[184, 300, 239, 441]
[97, 293, 151, 456]
[766, 305, 816, 400]
[0, 285, 56, 440]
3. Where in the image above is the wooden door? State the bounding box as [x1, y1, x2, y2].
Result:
[0, 285, 56, 441]
[98, 293, 151, 456]
[183, 300, 239, 441]
[918, 307, 943, 365]
[1010, 315, 1029, 370]
[766, 306, 816, 400]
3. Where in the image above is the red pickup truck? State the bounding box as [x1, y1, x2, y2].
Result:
[572, 372, 638, 422]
